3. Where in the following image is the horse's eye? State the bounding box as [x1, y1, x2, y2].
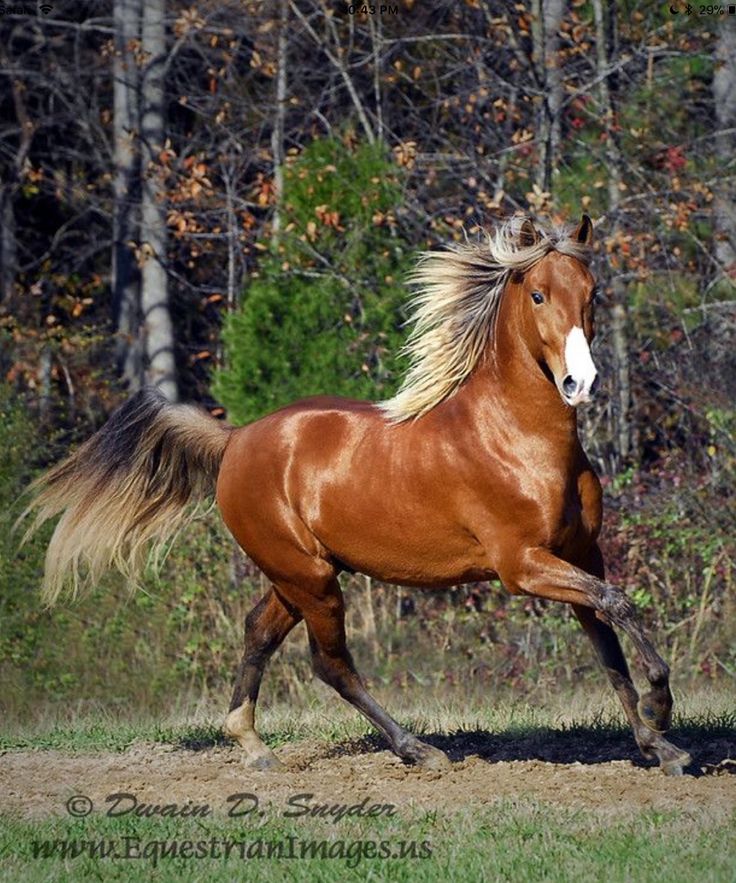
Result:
[531, 291, 544, 305]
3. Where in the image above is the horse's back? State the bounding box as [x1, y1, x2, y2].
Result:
[221, 395, 382, 465]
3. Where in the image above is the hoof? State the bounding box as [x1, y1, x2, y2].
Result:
[643, 737, 692, 776]
[408, 742, 451, 771]
[245, 753, 286, 772]
[660, 749, 692, 777]
[637, 692, 672, 734]
[661, 759, 685, 777]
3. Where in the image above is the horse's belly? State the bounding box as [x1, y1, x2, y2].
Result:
[318, 515, 493, 588]
[339, 553, 496, 589]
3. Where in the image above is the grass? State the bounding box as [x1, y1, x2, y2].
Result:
[2, 689, 734, 880]
[1, 800, 735, 882]
[1, 682, 734, 755]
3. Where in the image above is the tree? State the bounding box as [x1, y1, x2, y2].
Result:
[0, 0, 732, 482]
[713, 15, 736, 282]
[140, 0, 177, 401]
[270, 0, 289, 245]
[214, 138, 409, 424]
[592, 0, 631, 466]
[112, 0, 142, 389]
[531, 0, 564, 193]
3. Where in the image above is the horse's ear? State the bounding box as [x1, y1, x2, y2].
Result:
[518, 217, 540, 248]
[574, 214, 594, 246]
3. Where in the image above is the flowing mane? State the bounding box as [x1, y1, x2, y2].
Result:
[378, 218, 592, 423]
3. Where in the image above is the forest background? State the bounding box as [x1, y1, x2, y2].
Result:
[1, 0, 734, 722]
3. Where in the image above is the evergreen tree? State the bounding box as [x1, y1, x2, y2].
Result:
[214, 139, 411, 425]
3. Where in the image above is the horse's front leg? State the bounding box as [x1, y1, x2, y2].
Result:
[573, 603, 691, 774]
[503, 545, 691, 774]
[571, 545, 691, 775]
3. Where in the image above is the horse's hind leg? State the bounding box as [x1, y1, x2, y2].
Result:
[225, 588, 302, 770]
[572, 546, 691, 775]
[276, 574, 450, 770]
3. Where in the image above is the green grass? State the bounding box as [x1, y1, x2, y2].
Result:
[1, 802, 734, 882]
[1, 685, 733, 756]
[2, 692, 734, 880]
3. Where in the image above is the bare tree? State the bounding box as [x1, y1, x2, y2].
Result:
[713, 15, 736, 281]
[140, 0, 178, 401]
[0, 47, 35, 306]
[113, 0, 142, 388]
[270, 0, 289, 245]
[531, 0, 564, 193]
[592, 0, 631, 465]
[289, 0, 376, 145]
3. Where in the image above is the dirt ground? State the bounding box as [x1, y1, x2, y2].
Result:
[2, 734, 735, 822]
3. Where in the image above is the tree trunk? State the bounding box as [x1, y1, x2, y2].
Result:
[543, 0, 564, 190]
[369, 12, 383, 144]
[713, 16, 736, 280]
[270, 0, 288, 246]
[531, 0, 564, 194]
[0, 51, 34, 306]
[593, 0, 631, 466]
[140, 0, 177, 401]
[0, 189, 17, 305]
[112, 0, 142, 389]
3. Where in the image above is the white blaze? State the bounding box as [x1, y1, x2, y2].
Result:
[563, 326, 597, 404]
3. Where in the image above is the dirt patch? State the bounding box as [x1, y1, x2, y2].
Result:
[2, 737, 735, 822]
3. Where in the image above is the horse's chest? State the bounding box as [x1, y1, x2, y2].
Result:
[547, 475, 601, 556]
[485, 455, 597, 550]
[551, 495, 586, 548]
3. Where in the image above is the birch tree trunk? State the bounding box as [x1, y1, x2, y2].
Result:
[713, 16, 736, 280]
[140, 0, 177, 401]
[270, 0, 288, 246]
[531, 0, 564, 194]
[593, 0, 631, 466]
[112, 0, 142, 389]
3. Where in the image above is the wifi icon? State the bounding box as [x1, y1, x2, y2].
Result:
[39, 3, 53, 13]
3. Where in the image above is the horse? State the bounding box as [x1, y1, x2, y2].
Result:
[23, 214, 692, 776]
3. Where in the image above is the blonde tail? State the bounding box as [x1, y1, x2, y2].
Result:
[20, 387, 233, 605]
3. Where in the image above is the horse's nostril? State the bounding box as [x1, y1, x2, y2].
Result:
[562, 375, 577, 396]
[590, 375, 600, 396]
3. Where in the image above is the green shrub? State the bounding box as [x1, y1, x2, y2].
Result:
[214, 138, 412, 424]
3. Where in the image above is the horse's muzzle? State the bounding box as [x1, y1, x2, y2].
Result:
[562, 372, 598, 407]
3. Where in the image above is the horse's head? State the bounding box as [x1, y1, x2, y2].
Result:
[516, 215, 598, 407]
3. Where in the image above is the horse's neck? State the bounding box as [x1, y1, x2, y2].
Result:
[455, 309, 580, 447]
[461, 358, 579, 441]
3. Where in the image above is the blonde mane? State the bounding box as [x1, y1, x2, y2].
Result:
[378, 218, 592, 423]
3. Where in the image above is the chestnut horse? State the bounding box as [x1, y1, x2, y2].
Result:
[24, 215, 691, 775]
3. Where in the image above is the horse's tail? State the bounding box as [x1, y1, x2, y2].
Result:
[20, 387, 233, 605]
